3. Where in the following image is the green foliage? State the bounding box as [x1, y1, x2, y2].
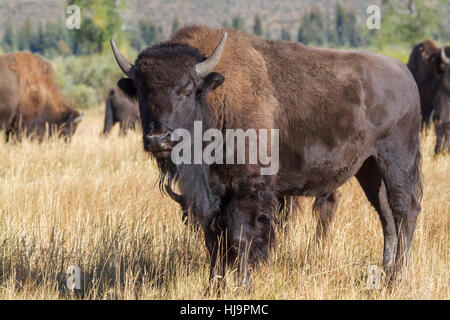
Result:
[375, 45, 411, 64]
[281, 29, 292, 41]
[374, 0, 443, 48]
[298, 2, 363, 47]
[140, 20, 161, 46]
[232, 15, 245, 32]
[51, 53, 129, 109]
[67, 0, 127, 54]
[332, 3, 362, 47]
[127, 20, 161, 51]
[298, 7, 326, 45]
[41, 20, 74, 56]
[16, 19, 32, 51]
[66, 84, 98, 109]
[2, 22, 16, 52]
[172, 16, 180, 33]
[1, 0, 447, 112]
[335, 2, 347, 45]
[253, 15, 263, 37]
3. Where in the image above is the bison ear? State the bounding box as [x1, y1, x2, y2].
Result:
[117, 78, 137, 100]
[198, 72, 224, 97]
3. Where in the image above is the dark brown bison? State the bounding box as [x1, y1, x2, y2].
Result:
[0, 52, 83, 140]
[111, 26, 422, 287]
[103, 86, 140, 135]
[407, 39, 450, 153]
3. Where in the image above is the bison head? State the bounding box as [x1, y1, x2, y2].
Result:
[433, 48, 450, 117]
[408, 40, 450, 131]
[430, 48, 450, 108]
[110, 34, 227, 165]
[58, 110, 84, 139]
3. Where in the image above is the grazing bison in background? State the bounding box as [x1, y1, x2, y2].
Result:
[0, 52, 83, 140]
[112, 26, 422, 287]
[103, 86, 140, 135]
[407, 39, 450, 153]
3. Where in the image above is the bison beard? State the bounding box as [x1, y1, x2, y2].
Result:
[112, 26, 423, 289]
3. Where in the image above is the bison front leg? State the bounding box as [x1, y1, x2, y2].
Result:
[434, 122, 450, 154]
[226, 185, 278, 288]
[203, 227, 226, 294]
[277, 196, 303, 226]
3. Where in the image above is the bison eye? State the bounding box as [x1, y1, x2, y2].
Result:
[257, 213, 270, 225]
[185, 90, 193, 97]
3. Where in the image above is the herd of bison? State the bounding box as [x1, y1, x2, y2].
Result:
[0, 26, 448, 289]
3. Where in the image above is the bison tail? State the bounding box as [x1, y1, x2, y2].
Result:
[103, 91, 115, 135]
[412, 142, 423, 202]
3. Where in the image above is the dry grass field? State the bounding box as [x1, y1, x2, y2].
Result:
[0, 108, 448, 300]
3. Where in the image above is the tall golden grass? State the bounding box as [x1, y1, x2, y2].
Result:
[0, 108, 448, 299]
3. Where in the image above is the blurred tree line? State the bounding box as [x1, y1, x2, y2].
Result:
[1, 0, 447, 57]
[297, 3, 363, 47]
[0, 0, 446, 109]
[0, 0, 163, 56]
[375, 0, 445, 47]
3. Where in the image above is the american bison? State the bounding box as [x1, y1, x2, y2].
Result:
[103, 86, 140, 135]
[407, 39, 450, 153]
[0, 52, 83, 140]
[111, 26, 422, 287]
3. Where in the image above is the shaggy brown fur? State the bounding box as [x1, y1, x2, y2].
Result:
[115, 26, 422, 288]
[0, 52, 82, 140]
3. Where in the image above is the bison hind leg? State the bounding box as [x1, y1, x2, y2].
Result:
[355, 156, 397, 277]
[375, 133, 422, 279]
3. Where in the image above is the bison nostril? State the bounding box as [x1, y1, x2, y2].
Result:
[160, 132, 171, 142]
[257, 214, 270, 225]
[145, 134, 153, 143]
[146, 132, 171, 143]
[145, 132, 172, 152]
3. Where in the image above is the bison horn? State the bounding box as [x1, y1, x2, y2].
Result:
[195, 32, 228, 79]
[72, 113, 84, 124]
[110, 38, 135, 79]
[441, 48, 450, 65]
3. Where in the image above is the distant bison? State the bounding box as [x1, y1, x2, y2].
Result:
[407, 39, 450, 154]
[103, 86, 140, 135]
[0, 52, 83, 140]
